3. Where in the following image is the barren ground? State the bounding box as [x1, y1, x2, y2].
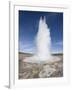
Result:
[19, 52, 63, 79]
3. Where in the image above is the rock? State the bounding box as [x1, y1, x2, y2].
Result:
[19, 55, 63, 79]
[39, 65, 56, 78]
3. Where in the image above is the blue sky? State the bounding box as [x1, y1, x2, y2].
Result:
[19, 10, 63, 53]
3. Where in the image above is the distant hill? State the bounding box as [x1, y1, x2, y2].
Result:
[19, 52, 33, 55]
[52, 53, 63, 56]
[19, 52, 33, 60]
[19, 52, 63, 55]
[19, 52, 63, 61]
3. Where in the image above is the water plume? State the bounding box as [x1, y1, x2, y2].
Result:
[35, 16, 51, 60]
[23, 16, 60, 63]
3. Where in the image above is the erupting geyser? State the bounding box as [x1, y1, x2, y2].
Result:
[36, 16, 51, 60]
[23, 16, 60, 63]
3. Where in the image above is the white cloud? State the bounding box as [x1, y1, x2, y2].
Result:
[55, 41, 63, 46]
[51, 41, 63, 54]
[19, 41, 35, 53]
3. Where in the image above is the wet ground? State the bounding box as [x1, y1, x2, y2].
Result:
[19, 52, 63, 79]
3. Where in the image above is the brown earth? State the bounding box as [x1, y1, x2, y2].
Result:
[19, 52, 63, 79]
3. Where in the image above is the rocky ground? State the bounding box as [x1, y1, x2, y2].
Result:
[19, 53, 63, 79]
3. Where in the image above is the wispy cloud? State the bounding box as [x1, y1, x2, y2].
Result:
[19, 40, 63, 54]
[19, 41, 35, 53]
[51, 41, 63, 53]
[55, 41, 63, 46]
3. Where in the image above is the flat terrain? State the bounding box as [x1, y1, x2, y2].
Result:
[19, 52, 63, 79]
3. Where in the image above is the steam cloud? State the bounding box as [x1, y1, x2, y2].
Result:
[23, 16, 60, 63]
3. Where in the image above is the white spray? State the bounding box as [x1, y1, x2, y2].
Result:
[35, 16, 51, 60]
[23, 16, 60, 63]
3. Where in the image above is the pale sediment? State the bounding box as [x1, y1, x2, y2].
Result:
[19, 53, 63, 79]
